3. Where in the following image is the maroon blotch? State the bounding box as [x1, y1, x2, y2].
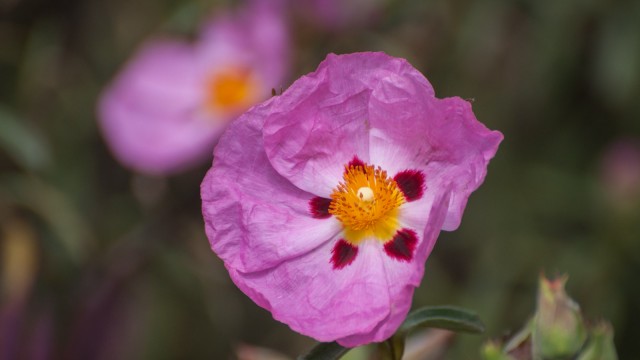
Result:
[393, 170, 425, 201]
[331, 240, 358, 269]
[309, 197, 332, 219]
[347, 156, 365, 169]
[384, 229, 418, 262]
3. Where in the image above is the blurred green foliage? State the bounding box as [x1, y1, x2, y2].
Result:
[1, 0, 639, 358]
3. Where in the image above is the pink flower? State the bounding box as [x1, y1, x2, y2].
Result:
[98, 1, 289, 175]
[201, 52, 502, 346]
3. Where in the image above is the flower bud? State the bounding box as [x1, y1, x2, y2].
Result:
[481, 341, 514, 360]
[532, 275, 587, 358]
[577, 322, 618, 360]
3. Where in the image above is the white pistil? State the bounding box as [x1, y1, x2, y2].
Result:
[357, 187, 375, 202]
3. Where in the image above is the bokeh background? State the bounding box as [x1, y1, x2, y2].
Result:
[1, 0, 639, 358]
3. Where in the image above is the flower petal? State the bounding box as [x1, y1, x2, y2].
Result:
[229, 191, 452, 347]
[433, 97, 503, 230]
[337, 189, 452, 347]
[366, 66, 502, 231]
[263, 86, 371, 196]
[383, 228, 418, 261]
[228, 239, 392, 343]
[263, 53, 426, 196]
[394, 170, 425, 202]
[201, 102, 342, 273]
[309, 197, 333, 219]
[335, 285, 414, 347]
[331, 239, 359, 269]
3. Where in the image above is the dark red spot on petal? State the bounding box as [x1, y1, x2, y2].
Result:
[384, 229, 418, 262]
[309, 197, 332, 219]
[331, 240, 358, 269]
[394, 170, 425, 202]
[347, 156, 365, 169]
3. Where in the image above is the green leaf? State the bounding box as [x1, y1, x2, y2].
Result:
[399, 305, 485, 335]
[0, 173, 91, 263]
[298, 342, 350, 360]
[0, 105, 50, 171]
[297, 306, 483, 360]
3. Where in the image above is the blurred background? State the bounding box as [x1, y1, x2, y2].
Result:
[1, 0, 639, 358]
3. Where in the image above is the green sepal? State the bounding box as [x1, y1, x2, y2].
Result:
[383, 305, 485, 360]
[377, 335, 405, 360]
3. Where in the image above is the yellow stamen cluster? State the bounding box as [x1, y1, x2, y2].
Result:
[329, 163, 405, 244]
[206, 68, 258, 114]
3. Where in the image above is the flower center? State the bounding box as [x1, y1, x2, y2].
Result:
[205, 67, 259, 114]
[329, 162, 405, 244]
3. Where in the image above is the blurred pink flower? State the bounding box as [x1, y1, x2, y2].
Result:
[98, 1, 289, 175]
[600, 138, 640, 208]
[201, 52, 502, 346]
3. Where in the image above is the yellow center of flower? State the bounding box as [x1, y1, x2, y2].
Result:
[329, 163, 405, 244]
[205, 67, 259, 114]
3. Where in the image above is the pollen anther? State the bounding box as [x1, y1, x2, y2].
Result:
[357, 187, 375, 202]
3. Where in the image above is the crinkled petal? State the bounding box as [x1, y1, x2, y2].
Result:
[201, 102, 341, 273]
[366, 63, 502, 230]
[227, 187, 451, 346]
[337, 189, 451, 347]
[263, 53, 415, 196]
[432, 97, 503, 230]
[230, 190, 452, 347]
[263, 85, 371, 196]
[263, 52, 434, 198]
[98, 39, 221, 174]
[336, 285, 414, 347]
[228, 239, 392, 343]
